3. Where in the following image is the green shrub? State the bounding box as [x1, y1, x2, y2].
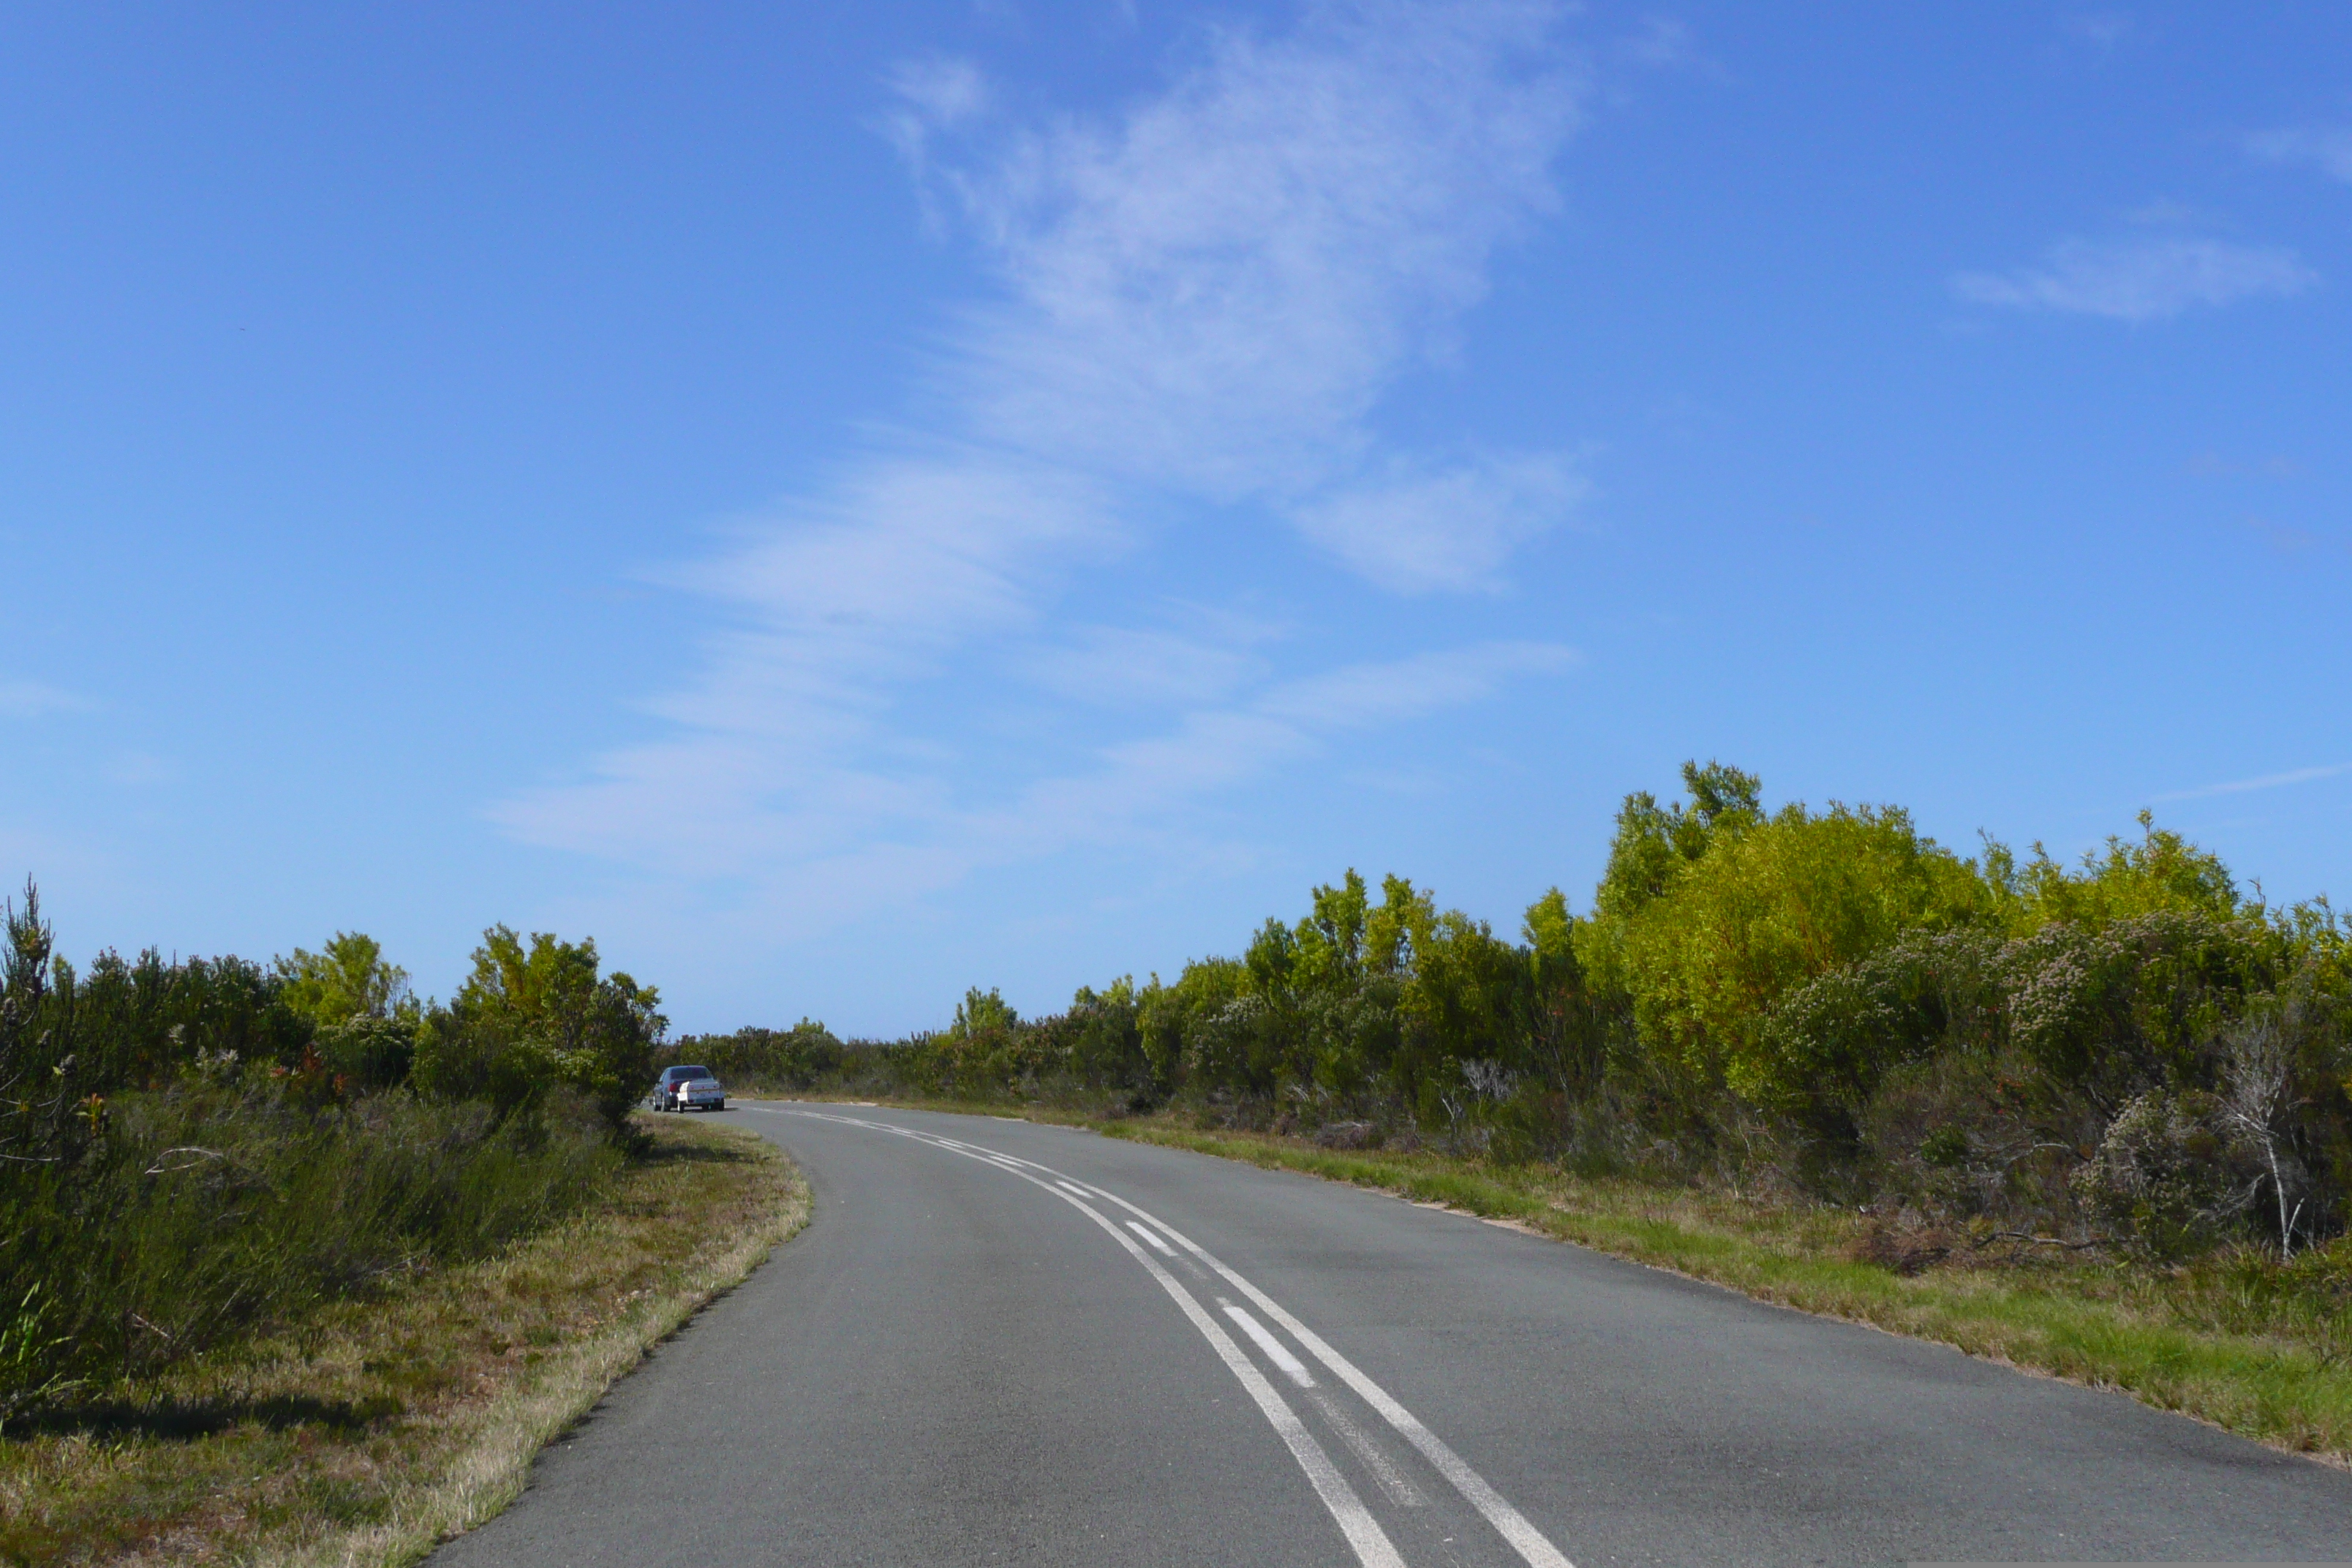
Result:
[1, 1073, 618, 1398]
[2073, 1089, 2263, 1259]
[0, 890, 658, 1412]
[1603, 801, 1995, 1108]
[664, 1019, 845, 1090]
[413, 927, 663, 1132]
[695, 761, 2351, 1262]
[314, 1015, 419, 1090]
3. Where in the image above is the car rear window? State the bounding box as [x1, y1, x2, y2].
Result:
[679, 1067, 712, 1080]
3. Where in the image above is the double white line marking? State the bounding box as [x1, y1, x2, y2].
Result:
[1223, 1300, 1313, 1385]
[766, 1108, 1576, 1568]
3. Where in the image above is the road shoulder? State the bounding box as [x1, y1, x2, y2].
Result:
[1081, 1118, 2352, 1470]
[1, 1115, 807, 1567]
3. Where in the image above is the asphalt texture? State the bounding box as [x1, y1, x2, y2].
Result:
[430, 1103, 2352, 1567]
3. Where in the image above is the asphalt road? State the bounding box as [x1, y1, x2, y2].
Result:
[431, 1103, 2352, 1567]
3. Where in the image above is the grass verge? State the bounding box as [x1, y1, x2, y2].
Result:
[1, 1114, 807, 1567]
[1079, 1122, 2352, 1465]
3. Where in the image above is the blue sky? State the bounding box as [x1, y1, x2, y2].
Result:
[4, 2, 2348, 1035]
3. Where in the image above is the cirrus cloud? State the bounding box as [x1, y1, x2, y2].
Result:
[0, 678, 89, 720]
[1291, 452, 1586, 594]
[2247, 126, 2352, 185]
[1953, 236, 2315, 323]
[495, 1, 1590, 929]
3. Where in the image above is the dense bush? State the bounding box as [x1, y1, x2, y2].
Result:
[412, 926, 666, 1131]
[0, 887, 660, 1420]
[738, 764, 2352, 1262]
[7, 1078, 617, 1400]
[662, 1019, 845, 1090]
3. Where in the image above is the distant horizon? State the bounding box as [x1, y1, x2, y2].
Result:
[6, 1, 2347, 1035]
[7, 766, 2326, 1037]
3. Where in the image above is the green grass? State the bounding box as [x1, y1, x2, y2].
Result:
[1093, 1122, 2352, 1464]
[5, 1083, 627, 1406]
[0, 1115, 807, 1567]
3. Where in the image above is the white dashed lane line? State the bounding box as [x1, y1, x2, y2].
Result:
[1221, 1299, 1316, 1387]
[1128, 1219, 1180, 1257]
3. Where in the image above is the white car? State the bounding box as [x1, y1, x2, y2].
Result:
[651, 1065, 727, 1112]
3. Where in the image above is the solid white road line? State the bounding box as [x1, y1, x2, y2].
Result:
[766, 1107, 1576, 1568]
[1067, 1180, 1577, 1568]
[781, 1111, 1406, 1568]
[1221, 1300, 1316, 1387]
[1308, 1388, 1428, 1509]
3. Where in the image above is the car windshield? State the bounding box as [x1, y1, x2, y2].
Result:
[666, 1067, 713, 1082]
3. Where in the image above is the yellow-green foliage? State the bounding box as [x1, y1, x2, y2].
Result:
[1601, 799, 1991, 1104]
[728, 761, 2349, 1254]
[1581, 780, 2290, 1115]
[412, 926, 666, 1130]
[2016, 811, 2242, 930]
[272, 932, 417, 1028]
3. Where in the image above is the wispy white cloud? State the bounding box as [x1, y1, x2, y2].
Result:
[1953, 236, 2315, 322]
[2247, 127, 2352, 185]
[1610, 15, 1723, 83]
[1020, 622, 1274, 709]
[497, 2, 1587, 923]
[2060, 10, 2135, 48]
[927, 1, 1583, 512]
[2240, 516, 2351, 559]
[1003, 641, 1576, 845]
[878, 57, 993, 222]
[1255, 640, 1577, 726]
[0, 678, 88, 720]
[2155, 761, 2352, 803]
[500, 634, 1576, 932]
[1622, 16, 1697, 68]
[891, 56, 990, 129]
[101, 752, 176, 788]
[1291, 452, 1585, 594]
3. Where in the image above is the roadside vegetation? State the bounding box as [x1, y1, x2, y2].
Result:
[0, 887, 805, 1564]
[1, 1115, 800, 1567]
[676, 762, 2352, 1458]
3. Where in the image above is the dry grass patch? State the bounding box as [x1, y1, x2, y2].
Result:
[1, 1115, 805, 1567]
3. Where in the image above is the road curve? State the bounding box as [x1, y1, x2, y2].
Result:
[431, 1103, 2352, 1567]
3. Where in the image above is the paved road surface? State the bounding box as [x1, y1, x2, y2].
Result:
[432, 1103, 2352, 1567]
